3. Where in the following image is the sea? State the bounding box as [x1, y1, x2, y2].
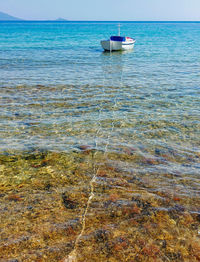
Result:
[0, 21, 200, 262]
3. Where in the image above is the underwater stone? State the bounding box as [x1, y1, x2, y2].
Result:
[78, 145, 91, 151]
[44, 183, 52, 191]
[155, 148, 161, 155]
[0, 193, 5, 198]
[196, 214, 200, 222]
[94, 229, 110, 243]
[62, 193, 78, 209]
[7, 194, 23, 202]
[166, 251, 182, 260]
[27, 206, 33, 210]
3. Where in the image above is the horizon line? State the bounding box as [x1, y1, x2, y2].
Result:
[1, 20, 200, 22]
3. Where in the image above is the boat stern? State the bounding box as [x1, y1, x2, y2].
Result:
[101, 40, 122, 51]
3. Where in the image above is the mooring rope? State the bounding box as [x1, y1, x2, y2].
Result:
[64, 53, 122, 262]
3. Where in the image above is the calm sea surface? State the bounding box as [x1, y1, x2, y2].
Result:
[0, 22, 200, 261]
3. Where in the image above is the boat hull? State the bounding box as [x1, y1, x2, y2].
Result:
[101, 40, 135, 51]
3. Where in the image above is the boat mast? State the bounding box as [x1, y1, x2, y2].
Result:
[118, 23, 120, 36]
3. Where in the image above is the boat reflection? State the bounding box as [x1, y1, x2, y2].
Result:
[101, 49, 134, 56]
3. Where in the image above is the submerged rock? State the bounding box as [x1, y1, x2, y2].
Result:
[94, 229, 110, 243]
[62, 193, 78, 209]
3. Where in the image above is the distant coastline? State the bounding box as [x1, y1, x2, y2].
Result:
[0, 11, 69, 21]
[0, 11, 200, 22]
[0, 11, 22, 21]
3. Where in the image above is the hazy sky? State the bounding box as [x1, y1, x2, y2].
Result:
[1, 0, 200, 21]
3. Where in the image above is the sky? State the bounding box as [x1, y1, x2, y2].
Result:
[0, 0, 200, 21]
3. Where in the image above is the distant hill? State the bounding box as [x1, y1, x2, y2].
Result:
[55, 17, 68, 21]
[0, 11, 22, 21]
[0, 11, 69, 21]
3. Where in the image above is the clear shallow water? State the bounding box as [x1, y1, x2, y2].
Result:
[0, 22, 200, 153]
[0, 22, 200, 261]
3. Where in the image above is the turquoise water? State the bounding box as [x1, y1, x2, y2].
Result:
[0, 22, 200, 261]
[0, 22, 200, 87]
[0, 22, 199, 153]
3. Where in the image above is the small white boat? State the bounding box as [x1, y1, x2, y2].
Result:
[101, 24, 135, 52]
